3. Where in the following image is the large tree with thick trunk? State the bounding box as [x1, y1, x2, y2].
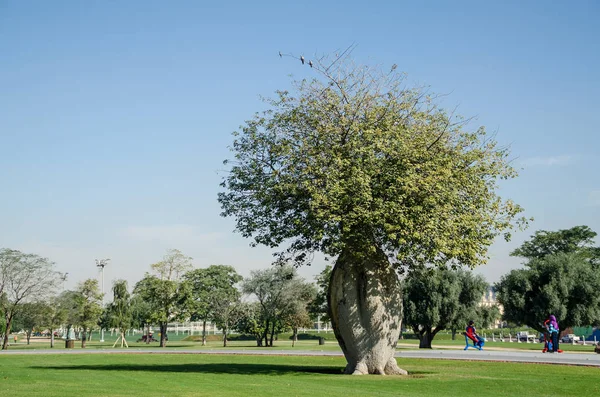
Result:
[218, 52, 525, 374]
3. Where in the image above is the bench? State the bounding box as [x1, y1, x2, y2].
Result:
[463, 332, 484, 351]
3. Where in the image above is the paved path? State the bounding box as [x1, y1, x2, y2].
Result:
[2, 347, 600, 367]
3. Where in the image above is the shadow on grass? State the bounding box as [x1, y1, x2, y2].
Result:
[31, 363, 345, 376]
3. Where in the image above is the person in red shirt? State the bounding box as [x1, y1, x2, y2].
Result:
[466, 320, 484, 348]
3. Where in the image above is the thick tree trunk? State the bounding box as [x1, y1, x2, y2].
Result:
[292, 327, 298, 347]
[50, 328, 55, 348]
[82, 329, 88, 348]
[146, 324, 151, 344]
[160, 323, 167, 347]
[451, 329, 457, 340]
[418, 330, 434, 349]
[222, 328, 227, 347]
[2, 315, 13, 350]
[328, 247, 407, 375]
[26, 330, 32, 345]
[202, 320, 207, 346]
[269, 322, 275, 347]
[262, 320, 269, 347]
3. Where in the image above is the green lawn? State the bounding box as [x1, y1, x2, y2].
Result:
[0, 353, 598, 397]
[10, 333, 597, 354]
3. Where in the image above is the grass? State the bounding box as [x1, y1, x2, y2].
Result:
[10, 332, 598, 354]
[0, 353, 598, 397]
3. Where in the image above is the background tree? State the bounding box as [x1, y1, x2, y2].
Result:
[59, 290, 82, 341]
[477, 304, 502, 329]
[133, 249, 193, 348]
[134, 275, 191, 347]
[233, 302, 266, 346]
[242, 265, 314, 347]
[219, 53, 525, 374]
[307, 265, 332, 326]
[130, 294, 154, 344]
[108, 279, 132, 348]
[39, 296, 68, 348]
[152, 249, 193, 281]
[0, 249, 59, 349]
[183, 265, 242, 346]
[496, 252, 600, 333]
[12, 301, 46, 344]
[510, 225, 598, 261]
[403, 267, 488, 348]
[282, 285, 317, 347]
[74, 279, 103, 348]
[497, 226, 600, 333]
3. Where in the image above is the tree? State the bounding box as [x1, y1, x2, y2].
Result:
[307, 265, 332, 325]
[403, 267, 488, 348]
[496, 252, 600, 333]
[218, 53, 525, 374]
[183, 265, 242, 346]
[498, 226, 600, 333]
[242, 265, 315, 347]
[130, 294, 154, 343]
[152, 249, 193, 281]
[57, 290, 81, 341]
[107, 279, 132, 348]
[233, 302, 265, 346]
[134, 252, 192, 348]
[0, 249, 59, 349]
[511, 225, 598, 261]
[477, 304, 501, 329]
[74, 279, 103, 348]
[39, 296, 68, 348]
[13, 301, 46, 344]
[282, 293, 316, 347]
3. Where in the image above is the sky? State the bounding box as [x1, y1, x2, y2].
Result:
[1, 0, 598, 292]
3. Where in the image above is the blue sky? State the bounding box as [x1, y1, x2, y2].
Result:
[1, 0, 598, 290]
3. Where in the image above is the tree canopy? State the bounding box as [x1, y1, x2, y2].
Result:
[0, 249, 59, 349]
[242, 264, 315, 347]
[510, 225, 598, 261]
[496, 252, 600, 332]
[218, 56, 526, 270]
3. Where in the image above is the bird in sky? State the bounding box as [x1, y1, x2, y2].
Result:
[308, 60, 313, 68]
[300, 56, 305, 64]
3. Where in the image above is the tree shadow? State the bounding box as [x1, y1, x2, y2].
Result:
[31, 363, 345, 376]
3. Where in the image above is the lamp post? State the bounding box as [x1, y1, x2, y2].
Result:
[96, 258, 110, 342]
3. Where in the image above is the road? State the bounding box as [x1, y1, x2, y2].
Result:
[2, 347, 600, 367]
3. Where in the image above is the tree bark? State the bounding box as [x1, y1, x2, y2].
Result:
[160, 322, 167, 347]
[26, 330, 32, 345]
[269, 321, 275, 347]
[202, 320, 207, 346]
[82, 328, 88, 348]
[262, 319, 269, 347]
[2, 315, 13, 350]
[328, 246, 407, 375]
[418, 330, 434, 349]
[50, 328, 55, 348]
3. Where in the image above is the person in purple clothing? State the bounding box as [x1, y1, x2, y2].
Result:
[548, 315, 560, 353]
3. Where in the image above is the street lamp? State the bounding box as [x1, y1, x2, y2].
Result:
[96, 258, 110, 342]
